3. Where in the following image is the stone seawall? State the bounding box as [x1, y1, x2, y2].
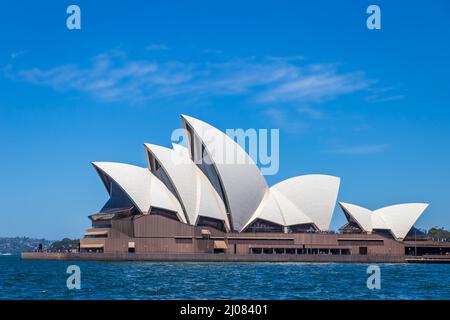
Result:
[22, 252, 407, 263]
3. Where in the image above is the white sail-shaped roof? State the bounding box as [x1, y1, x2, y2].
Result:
[242, 188, 314, 231]
[374, 204, 429, 240]
[338, 202, 373, 231]
[271, 175, 340, 231]
[243, 190, 285, 229]
[181, 115, 268, 231]
[144, 143, 229, 230]
[92, 162, 185, 222]
[242, 174, 339, 231]
[272, 189, 313, 226]
[339, 202, 429, 240]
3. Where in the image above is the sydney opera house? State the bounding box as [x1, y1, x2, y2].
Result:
[70, 115, 449, 262]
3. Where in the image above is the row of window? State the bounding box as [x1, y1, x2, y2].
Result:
[250, 248, 352, 255]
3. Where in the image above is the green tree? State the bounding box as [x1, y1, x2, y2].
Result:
[428, 227, 450, 241]
[49, 238, 80, 251]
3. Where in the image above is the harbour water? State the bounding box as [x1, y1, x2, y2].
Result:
[0, 255, 449, 299]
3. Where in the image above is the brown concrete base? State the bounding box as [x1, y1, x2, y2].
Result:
[21, 252, 410, 263]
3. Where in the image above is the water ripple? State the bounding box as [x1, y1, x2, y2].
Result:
[0, 256, 449, 299]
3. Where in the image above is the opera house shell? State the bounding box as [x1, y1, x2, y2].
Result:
[74, 114, 450, 262]
[89, 115, 341, 234]
[338, 202, 429, 240]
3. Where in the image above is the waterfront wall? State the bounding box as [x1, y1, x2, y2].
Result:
[21, 252, 407, 263]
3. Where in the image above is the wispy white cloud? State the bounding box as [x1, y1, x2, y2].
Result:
[257, 68, 368, 103]
[372, 95, 405, 102]
[5, 50, 371, 104]
[329, 144, 389, 155]
[145, 43, 169, 51]
[201, 49, 224, 55]
[9, 52, 193, 103]
[366, 87, 405, 103]
[10, 50, 27, 59]
[266, 55, 305, 62]
[263, 108, 307, 133]
[297, 106, 325, 120]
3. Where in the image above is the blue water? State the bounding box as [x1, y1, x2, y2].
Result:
[0, 255, 449, 299]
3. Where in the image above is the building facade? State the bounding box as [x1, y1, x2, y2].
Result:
[78, 115, 450, 260]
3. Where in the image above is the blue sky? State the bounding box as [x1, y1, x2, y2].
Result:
[1, 1, 449, 239]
